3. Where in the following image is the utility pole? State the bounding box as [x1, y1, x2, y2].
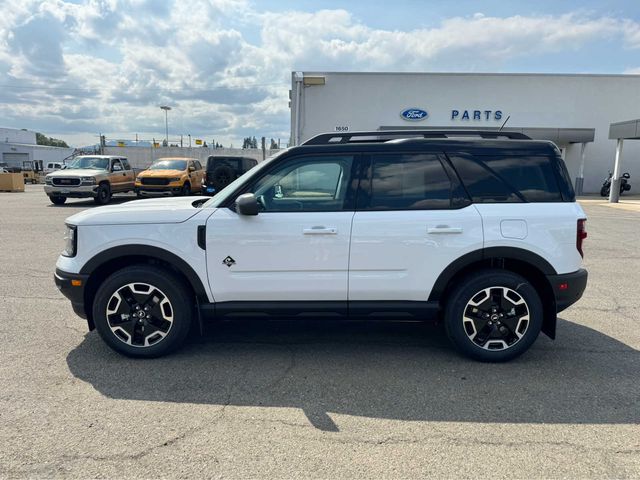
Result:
[160, 106, 171, 147]
[188, 134, 191, 148]
[261, 136, 266, 161]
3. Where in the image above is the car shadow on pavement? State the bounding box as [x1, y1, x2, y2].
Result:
[46, 196, 136, 208]
[66, 318, 639, 431]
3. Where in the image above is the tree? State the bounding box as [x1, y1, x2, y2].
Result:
[270, 138, 278, 150]
[36, 132, 69, 148]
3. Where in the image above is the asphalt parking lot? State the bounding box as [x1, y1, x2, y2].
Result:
[1, 185, 639, 478]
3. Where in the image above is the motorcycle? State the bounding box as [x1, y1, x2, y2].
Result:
[600, 171, 631, 197]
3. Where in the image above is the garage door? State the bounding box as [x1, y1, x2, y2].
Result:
[2, 152, 29, 169]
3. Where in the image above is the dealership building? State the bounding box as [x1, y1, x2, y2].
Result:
[290, 72, 640, 194]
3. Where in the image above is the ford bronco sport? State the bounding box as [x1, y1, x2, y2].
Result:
[54, 130, 588, 362]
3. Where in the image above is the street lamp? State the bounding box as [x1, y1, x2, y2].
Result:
[160, 106, 171, 146]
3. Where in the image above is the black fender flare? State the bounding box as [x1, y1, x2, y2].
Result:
[428, 247, 557, 302]
[80, 244, 208, 299]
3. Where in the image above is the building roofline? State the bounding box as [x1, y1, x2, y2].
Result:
[296, 71, 640, 79]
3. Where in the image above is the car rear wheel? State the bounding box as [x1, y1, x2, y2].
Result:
[92, 265, 193, 358]
[210, 164, 237, 191]
[49, 195, 67, 205]
[444, 269, 543, 362]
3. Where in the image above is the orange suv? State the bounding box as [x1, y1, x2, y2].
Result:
[135, 157, 204, 197]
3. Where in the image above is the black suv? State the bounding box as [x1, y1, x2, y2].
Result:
[203, 156, 258, 195]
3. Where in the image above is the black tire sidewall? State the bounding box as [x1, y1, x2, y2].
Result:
[92, 266, 193, 357]
[211, 165, 237, 191]
[444, 269, 543, 362]
[94, 184, 111, 205]
[182, 182, 191, 196]
[49, 196, 66, 205]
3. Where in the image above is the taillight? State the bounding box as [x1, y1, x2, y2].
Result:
[577, 219, 587, 257]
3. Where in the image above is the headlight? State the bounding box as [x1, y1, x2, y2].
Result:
[62, 224, 77, 257]
[169, 177, 182, 182]
[80, 177, 96, 184]
[45, 176, 52, 184]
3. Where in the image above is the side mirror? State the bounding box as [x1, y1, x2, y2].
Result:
[235, 193, 260, 216]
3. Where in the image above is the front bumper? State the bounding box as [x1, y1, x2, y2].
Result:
[45, 185, 97, 198]
[547, 268, 588, 313]
[54, 269, 90, 321]
[136, 185, 184, 196]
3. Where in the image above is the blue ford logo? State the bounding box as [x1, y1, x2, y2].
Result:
[400, 108, 428, 121]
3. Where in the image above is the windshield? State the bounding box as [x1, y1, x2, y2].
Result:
[67, 157, 109, 170]
[204, 149, 289, 208]
[149, 160, 187, 171]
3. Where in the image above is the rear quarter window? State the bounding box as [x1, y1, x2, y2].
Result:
[448, 153, 563, 203]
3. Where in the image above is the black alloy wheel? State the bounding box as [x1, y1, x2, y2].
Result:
[444, 269, 543, 362]
[93, 266, 193, 357]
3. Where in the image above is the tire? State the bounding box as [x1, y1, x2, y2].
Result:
[181, 182, 191, 196]
[92, 265, 193, 358]
[210, 164, 237, 191]
[600, 185, 610, 197]
[444, 269, 543, 362]
[94, 183, 111, 205]
[49, 196, 67, 205]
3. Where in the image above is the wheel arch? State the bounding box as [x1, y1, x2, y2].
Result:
[80, 245, 208, 330]
[429, 247, 558, 339]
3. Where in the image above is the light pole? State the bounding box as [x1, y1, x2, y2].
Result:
[160, 106, 171, 146]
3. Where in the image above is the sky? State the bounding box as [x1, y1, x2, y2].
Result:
[0, 0, 639, 148]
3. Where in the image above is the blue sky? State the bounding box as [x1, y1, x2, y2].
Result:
[0, 0, 639, 147]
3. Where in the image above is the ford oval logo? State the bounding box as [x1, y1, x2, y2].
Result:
[400, 108, 428, 121]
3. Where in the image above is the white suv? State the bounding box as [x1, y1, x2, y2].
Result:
[54, 131, 588, 362]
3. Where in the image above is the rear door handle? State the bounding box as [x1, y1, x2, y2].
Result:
[303, 226, 337, 235]
[427, 225, 463, 234]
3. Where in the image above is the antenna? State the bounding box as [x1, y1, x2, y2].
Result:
[498, 115, 511, 132]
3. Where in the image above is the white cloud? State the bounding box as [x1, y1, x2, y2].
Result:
[0, 2, 638, 146]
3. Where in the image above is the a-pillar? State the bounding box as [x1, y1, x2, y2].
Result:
[575, 142, 587, 196]
[609, 139, 624, 203]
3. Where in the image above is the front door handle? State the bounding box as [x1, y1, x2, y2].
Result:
[427, 225, 463, 234]
[303, 226, 337, 235]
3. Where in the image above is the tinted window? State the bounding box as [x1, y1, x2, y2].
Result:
[448, 154, 521, 203]
[449, 154, 562, 202]
[194, 160, 202, 170]
[121, 159, 131, 170]
[358, 154, 452, 210]
[248, 155, 354, 212]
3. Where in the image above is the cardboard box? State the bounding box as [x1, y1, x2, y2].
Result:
[0, 173, 25, 192]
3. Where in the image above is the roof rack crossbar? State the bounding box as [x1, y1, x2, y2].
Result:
[302, 130, 531, 145]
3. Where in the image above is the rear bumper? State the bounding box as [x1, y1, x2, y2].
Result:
[54, 269, 89, 320]
[547, 268, 588, 313]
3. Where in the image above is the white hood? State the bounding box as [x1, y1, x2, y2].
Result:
[66, 197, 210, 226]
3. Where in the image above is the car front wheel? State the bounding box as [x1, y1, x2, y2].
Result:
[92, 265, 193, 357]
[94, 183, 111, 205]
[444, 269, 543, 362]
[49, 195, 67, 205]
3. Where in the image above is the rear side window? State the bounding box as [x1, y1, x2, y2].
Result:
[358, 153, 453, 210]
[448, 153, 563, 203]
[121, 159, 131, 170]
[194, 160, 202, 170]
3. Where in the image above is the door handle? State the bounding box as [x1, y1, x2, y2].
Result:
[427, 225, 463, 234]
[303, 226, 337, 235]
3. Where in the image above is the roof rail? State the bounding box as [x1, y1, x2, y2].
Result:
[302, 130, 531, 145]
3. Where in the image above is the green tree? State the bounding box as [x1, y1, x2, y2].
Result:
[36, 132, 69, 148]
